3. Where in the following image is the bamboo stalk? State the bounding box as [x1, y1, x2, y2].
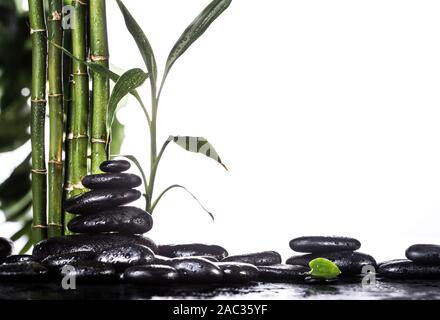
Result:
[89, 0, 109, 173]
[47, 0, 64, 237]
[66, 0, 89, 231]
[28, 0, 48, 243]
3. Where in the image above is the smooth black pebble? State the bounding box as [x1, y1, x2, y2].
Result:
[158, 243, 228, 261]
[289, 236, 361, 253]
[222, 251, 281, 266]
[304, 275, 338, 284]
[59, 261, 116, 282]
[170, 257, 223, 283]
[82, 173, 142, 190]
[96, 244, 155, 271]
[378, 259, 440, 279]
[0, 237, 13, 263]
[100, 160, 131, 173]
[68, 206, 153, 234]
[0, 262, 48, 281]
[405, 244, 440, 265]
[41, 251, 96, 269]
[216, 262, 259, 283]
[258, 264, 309, 282]
[124, 265, 178, 284]
[2, 255, 35, 264]
[63, 189, 141, 215]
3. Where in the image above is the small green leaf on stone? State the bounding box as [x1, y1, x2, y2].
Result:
[309, 258, 341, 279]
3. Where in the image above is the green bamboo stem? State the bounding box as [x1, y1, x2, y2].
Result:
[89, 0, 109, 173]
[66, 0, 89, 232]
[47, 0, 64, 237]
[28, 0, 48, 243]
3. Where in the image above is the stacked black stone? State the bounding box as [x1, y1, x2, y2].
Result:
[286, 236, 377, 279]
[378, 244, 440, 279]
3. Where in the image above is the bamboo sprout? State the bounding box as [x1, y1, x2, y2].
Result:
[89, 0, 109, 173]
[47, 0, 64, 237]
[28, 0, 48, 243]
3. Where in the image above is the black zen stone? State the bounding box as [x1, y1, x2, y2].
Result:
[0, 262, 48, 281]
[96, 244, 155, 271]
[289, 236, 361, 253]
[68, 206, 153, 234]
[152, 255, 173, 265]
[304, 275, 338, 284]
[378, 259, 440, 280]
[170, 257, 223, 283]
[286, 251, 376, 275]
[0, 237, 13, 263]
[100, 160, 131, 173]
[258, 264, 309, 282]
[405, 244, 440, 265]
[82, 173, 142, 190]
[222, 251, 282, 266]
[158, 244, 228, 260]
[2, 254, 36, 264]
[216, 262, 259, 283]
[59, 261, 116, 282]
[32, 234, 158, 261]
[63, 189, 142, 215]
[124, 265, 179, 284]
[41, 251, 97, 270]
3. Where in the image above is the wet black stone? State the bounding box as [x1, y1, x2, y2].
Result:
[258, 264, 309, 282]
[100, 160, 131, 173]
[2, 255, 35, 264]
[216, 262, 259, 283]
[289, 236, 361, 253]
[68, 206, 153, 234]
[32, 234, 158, 261]
[41, 251, 96, 269]
[377, 259, 408, 269]
[96, 244, 155, 271]
[0, 237, 13, 263]
[82, 173, 142, 190]
[63, 189, 142, 215]
[152, 255, 173, 265]
[378, 259, 440, 279]
[158, 244, 228, 261]
[222, 251, 281, 266]
[0, 262, 48, 281]
[405, 244, 440, 265]
[286, 251, 376, 275]
[304, 275, 338, 284]
[170, 257, 223, 283]
[124, 265, 179, 284]
[59, 261, 116, 282]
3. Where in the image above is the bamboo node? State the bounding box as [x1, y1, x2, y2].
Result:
[72, 134, 89, 139]
[32, 169, 47, 175]
[32, 224, 48, 229]
[67, 132, 74, 140]
[74, 0, 88, 5]
[72, 181, 84, 190]
[30, 28, 46, 35]
[49, 11, 62, 21]
[91, 138, 107, 144]
[48, 223, 63, 227]
[90, 55, 109, 62]
[64, 185, 74, 191]
[31, 99, 47, 105]
[49, 159, 64, 166]
[48, 93, 63, 97]
[72, 72, 88, 77]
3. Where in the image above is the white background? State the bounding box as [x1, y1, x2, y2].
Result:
[2, 0, 440, 262]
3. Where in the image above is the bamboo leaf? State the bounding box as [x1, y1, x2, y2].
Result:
[10, 219, 32, 241]
[170, 136, 228, 170]
[109, 116, 125, 155]
[19, 237, 33, 254]
[107, 68, 149, 132]
[151, 184, 214, 221]
[116, 0, 157, 84]
[163, 0, 232, 82]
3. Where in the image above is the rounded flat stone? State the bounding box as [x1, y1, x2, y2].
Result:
[82, 173, 142, 190]
[304, 275, 338, 284]
[41, 251, 96, 270]
[63, 189, 142, 215]
[59, 261, 116, 282]
[170, 257, 223, 283]
[378, 259, 440, 279]
[286, 251, 376, 275]
[68, 206, 153, 234]
[258, 264, 309, 282]
[0, 262, 48, 281]
[0, 237, 13, 263]
[158, 244, 228, 260]
[32, 234, 158, 261]
[124, 265, 179, 284]
[216, 262, 259, 283]
[222, 251, 281, 266]
[152, 255, 173, 265]
[405, 244, 440, 265]
[289, 236, 361, 253]
[100, 160, 131, 173]
[2, 255, 36, 264]
[96, 244, 155, 271]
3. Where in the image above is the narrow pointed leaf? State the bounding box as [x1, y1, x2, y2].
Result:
[152, 184, 214, 221]
[114, 154, 148, 204]
[116, 0, 157, 83]
[10, 219, 32, 241]
[19, 237, 33, 254]
[170, 136, 227, 170]
[107, 68, 149, 132]
[164, 0, 232, 80]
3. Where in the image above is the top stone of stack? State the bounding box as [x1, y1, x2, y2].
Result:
[100, 160, 131, 173]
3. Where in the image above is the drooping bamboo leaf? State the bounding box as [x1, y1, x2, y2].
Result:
[116, 0, 157, 84]
[151, 184, 214, 221]
[2, 191, 32, 222]
[10, 219, 32, 241]
[107, 68, 149, 132]
[19, 237, 33, 254]
[170, 136, 228, 170]
[163, 0, 232, 83]
[109, 115, 125, 156]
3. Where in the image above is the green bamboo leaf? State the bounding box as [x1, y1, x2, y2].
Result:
[114, 154, 148, 206]
[19, 237, 33, 254]
[151, 184, 214, 221]
[163, 0, 232, 81]
[107, 68, 149, 132]
[170, 136, 228, 170]
[116, 0, 157, 84]
[309, 258, 342, 279]
[109, 116, 125, 156]
[10, 219, 32, 241]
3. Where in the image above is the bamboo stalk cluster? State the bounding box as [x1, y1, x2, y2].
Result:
[28, 0, 109, 242]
